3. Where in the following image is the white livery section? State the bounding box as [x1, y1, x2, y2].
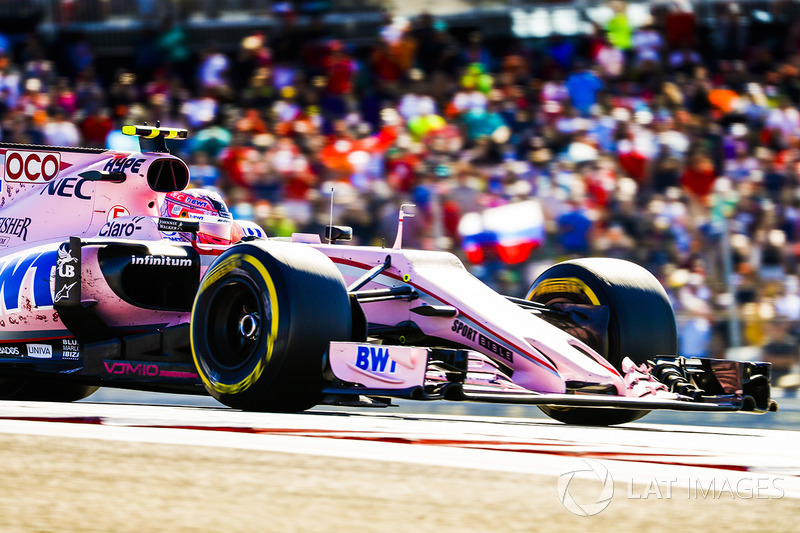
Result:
[328, 342, 428, 389]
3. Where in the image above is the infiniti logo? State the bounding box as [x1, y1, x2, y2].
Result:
[557, 459, 614, 516]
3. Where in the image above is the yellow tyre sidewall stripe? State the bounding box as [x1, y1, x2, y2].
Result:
[191, 252, 280, 395]
[528, 277, 601, 305]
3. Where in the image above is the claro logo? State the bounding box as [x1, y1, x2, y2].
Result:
[4, 151, 60, 183]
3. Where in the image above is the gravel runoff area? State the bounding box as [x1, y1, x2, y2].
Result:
[0, 433, 797, 532]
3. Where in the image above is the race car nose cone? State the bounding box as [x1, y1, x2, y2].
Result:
[238, 313, 260, 339]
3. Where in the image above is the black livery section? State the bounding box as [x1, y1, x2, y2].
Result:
[56, 238, 201, 336]
[47, 237, 204, 392]
[0, 338, 81, 364]
[0, 326, 202, 396]
[97, 243, 200, 311]
[81, 324, 201, 393]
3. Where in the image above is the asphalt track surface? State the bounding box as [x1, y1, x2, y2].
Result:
[0, 389, 798, 532]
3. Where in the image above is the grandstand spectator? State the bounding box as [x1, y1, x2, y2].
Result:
[43, 107, 80, 146]
[556, 198, 594, 256]
[680, 152, 717, 204]
[80, 106, 112, 148]
[606, 1, 634, 52]
[6, 0, 800, 360]
[565, 63, 603, 116]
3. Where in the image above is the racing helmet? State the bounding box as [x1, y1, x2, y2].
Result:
[160, 189, 236, 245]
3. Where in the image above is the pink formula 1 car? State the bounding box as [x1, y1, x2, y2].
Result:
[0, 127, 776, 425]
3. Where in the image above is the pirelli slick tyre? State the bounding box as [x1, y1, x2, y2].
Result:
[0, 378, 97, 402]
[190, 241, 352, 412]
[527, 258, 678, 426]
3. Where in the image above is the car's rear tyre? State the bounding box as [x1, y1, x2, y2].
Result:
[527, 258, 678, 426]
[0, 378, 97, 402]
[191, 241, 352, 412]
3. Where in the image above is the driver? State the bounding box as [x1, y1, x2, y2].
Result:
[160, 188, 243, 245]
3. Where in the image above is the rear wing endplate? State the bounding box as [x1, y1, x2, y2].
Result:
[122, 124, 188, 153]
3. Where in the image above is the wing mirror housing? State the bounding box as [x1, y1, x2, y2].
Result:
[325, 225, 353, 243]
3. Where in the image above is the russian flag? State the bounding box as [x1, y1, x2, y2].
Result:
[458, 201, 545, 264]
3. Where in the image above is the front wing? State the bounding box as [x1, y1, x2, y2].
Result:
[324, 342, 777, 413]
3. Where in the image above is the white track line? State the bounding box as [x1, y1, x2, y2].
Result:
[0, 401, 797, 497]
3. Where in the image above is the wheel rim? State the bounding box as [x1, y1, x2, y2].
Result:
[238, 313, 260, 339]
[204, 276, 270, 371]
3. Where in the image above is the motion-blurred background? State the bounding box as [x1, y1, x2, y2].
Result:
[0, 0, 799, 391]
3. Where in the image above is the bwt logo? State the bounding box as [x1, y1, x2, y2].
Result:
[355, 346, 397, 373]
[557, 459, 614, 516]
[4, 151, 60, 183]
[185, 196, 208, 207]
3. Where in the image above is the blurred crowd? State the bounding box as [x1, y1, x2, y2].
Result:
[2, 0, 800, 370]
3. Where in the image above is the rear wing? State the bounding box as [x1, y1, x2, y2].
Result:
[122, 124, 188, 154]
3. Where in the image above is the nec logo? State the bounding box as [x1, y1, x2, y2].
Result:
[38, 177, 91, 199]
[355, 346, 397, 374]
[4, 151, 60, 183]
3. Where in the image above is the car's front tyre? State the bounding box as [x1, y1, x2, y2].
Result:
[191, 241, 352, 412]
[527, 257, 678, 426]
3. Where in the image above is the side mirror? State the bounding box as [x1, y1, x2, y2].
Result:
[325, 225, 353, 243]
[392, 203, 416, 249]
[400, 204, 416, 217]
[79, 170, 126, 183]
